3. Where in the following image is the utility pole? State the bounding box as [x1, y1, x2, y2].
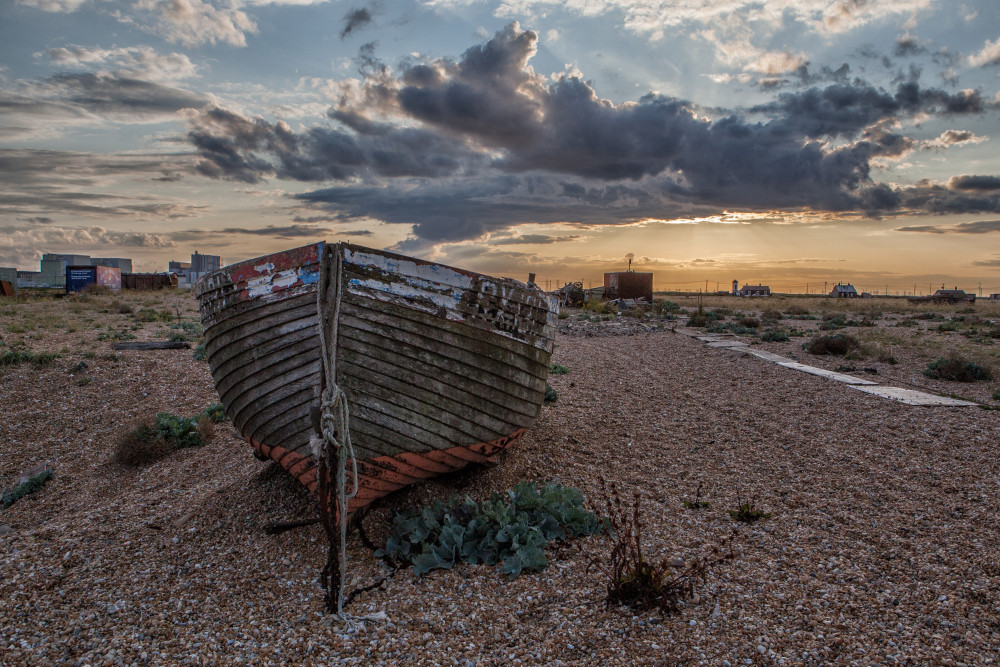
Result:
[824, 281, 827, 294]
[705, 279, 708, 293]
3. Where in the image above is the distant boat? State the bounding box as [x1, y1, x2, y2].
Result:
[196, 242, 557, 515]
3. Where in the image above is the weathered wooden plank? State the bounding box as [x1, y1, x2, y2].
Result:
[337, 355, 536, 425]
[112, 341, 191, 350]
[214, 332, 321, 399]
[338, 313, 547, 396]
[338, 369, 509, 446]
[221, 356, 321, 417]
[205, 301, 318, 360]
[203, 292, 317, 344]
[339, 295, 550, 370]
[338, 332, 545, 410]
[236, 381, 316, 441]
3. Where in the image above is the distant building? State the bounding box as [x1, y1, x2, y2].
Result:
[829, 283, 859, 298]
[0, 267, 16, 285]
[738, 284, 771, 297]
[989, 293, 1000, 300]
[191, 251, 221, 274]
[91, 257, 133, 273]
[932, 288, 975, 303]
[169, 252, 221, 287]
[43, 252, 91, 267]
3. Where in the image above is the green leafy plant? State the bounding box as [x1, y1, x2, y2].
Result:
[544, 384, 558, 404]
[201, 403, 228, 423]
[924, 355, 992, 382]
[2, 469, 54, 510]
[681, 483, 710, 510]
[113, 411, 216, 466]
[728, 494, 771, 523]
[192, 344, 208, 361]
[593, 478, 734, 613]
[377, 481, 602, 578]
[993, 390, 1000, 401]
[549, 363, 570, 375]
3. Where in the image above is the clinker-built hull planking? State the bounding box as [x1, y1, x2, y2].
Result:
[197, 242, 556, 513]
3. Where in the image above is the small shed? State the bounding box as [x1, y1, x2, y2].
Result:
[604, 272, 653, 301]
[0, 280, 15, 297]
[830, 283, 858, 298]
[66, 265, 121, 292]
[989, 294, 1000, 300]
[738, 284, 771, 297]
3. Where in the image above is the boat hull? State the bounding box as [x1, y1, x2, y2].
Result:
[197, 242, 555, 513]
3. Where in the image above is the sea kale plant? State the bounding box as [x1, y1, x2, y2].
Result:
[377, 481, 602, 578]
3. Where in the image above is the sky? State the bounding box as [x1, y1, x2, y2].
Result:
[2, 0, 1000, 294]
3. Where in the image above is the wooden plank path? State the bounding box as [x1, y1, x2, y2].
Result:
[676, 327, 978, 407]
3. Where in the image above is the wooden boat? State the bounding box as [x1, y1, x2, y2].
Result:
[196, 242, 557, 516]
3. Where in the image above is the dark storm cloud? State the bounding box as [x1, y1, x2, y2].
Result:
[894, 35, 926, 58]
[185, 23, 998, 245]
[188, 106, 480, 184]
[341, 7, 373, 39]
[950, 175, 1000, 190]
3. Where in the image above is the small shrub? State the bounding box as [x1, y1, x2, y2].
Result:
[728, 495, 770, 523]
[377, 481, 602, 577]
[760, 329, 790, 342]
[923, 355, 992, 382]
[0, 349, 60, 367]
[993, 390, 1000, 401]
[819, 315, 847, 330]
[549, 363, 570, 375]
[557, 311, 569, 320]
[2, 469, 54, 509]
[594, 479, 734, 613]
[804, 334, 860, 356]
[706, 322, 757, 335]
[113, 412, 212, 466]
[193, 344, 207, 361]
[116, 302, 134, 314]
[760, 309, 782, 322]
[544, 384, 558, 404]
[168, 332, 189, 343]
[737, 317, 760, 329]
[785, 305, 809, 315]
[652, 299, 681, 314]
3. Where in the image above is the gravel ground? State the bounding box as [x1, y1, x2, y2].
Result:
[2, 290, 1000, 666]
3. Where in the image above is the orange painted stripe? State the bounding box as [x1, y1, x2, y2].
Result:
[248, 428, 529, 515]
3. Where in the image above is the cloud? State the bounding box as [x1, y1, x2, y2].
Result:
[894, 34, 926, 57]
[969, 37, 1000, 67]
[341, 7, 373, 39]
[972, 258, 1000, 267]
[17, 0, 87, 10]
[185, 23, 998, 245]
[491, 234, 580, 245]
[949, 175, 1000, 190]
[0, 149, 205, 220]
[922, 130, 989, 150]
[895, 220, 1000, 234]
[148, 0, 257, 48]
[45, 46, 198, 82]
